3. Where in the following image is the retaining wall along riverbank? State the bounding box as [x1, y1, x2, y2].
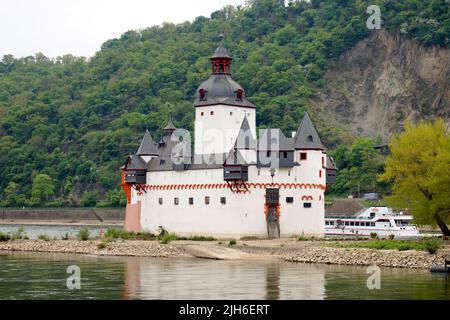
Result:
[0, 208, 124, 221]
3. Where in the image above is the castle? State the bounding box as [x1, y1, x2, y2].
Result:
[121, 38, 337, 238]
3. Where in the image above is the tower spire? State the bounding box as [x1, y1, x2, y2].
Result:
[211, 34, 232, 74]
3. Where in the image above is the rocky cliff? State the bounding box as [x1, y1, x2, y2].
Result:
[312, 29, 450, 141]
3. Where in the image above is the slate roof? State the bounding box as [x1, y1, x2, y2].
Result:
[124, 155, 147, 171]
[163, 115, 177, 132]
[293, 112, 325, 150]
[258, 129, 294, 151]
[136, 130, 159, 156]
[194, 74, 256, 108]
[234, 117, 257, 150]
[211, 37, 231, 59]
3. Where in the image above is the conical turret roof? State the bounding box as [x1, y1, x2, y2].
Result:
[163, 114, 177, 132]
[136, 130, 159, 156]
[211, 34, 231, 59]
[233, 117, 256, 150]
[293, 112, 325, 150]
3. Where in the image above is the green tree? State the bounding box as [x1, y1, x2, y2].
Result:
[380, 120, 450, 236]
[31, 174, 55, 204]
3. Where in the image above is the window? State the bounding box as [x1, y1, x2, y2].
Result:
[371, 222, 376, 227]
[303, 202, 312, 208]
[283, 152, 288, 159]
[345, 221, 350, 226]
[210, 111, 214, 116]
[307, 135, 313, 142]
[266, 151, 271, 158]
[322, 157, 325, 165]
[174, 198, 179, 206]
[230, 112, 233, 116]
[220, 197, 226, 205]
[286, 197, 294, 204]
[300, 152, 307, 161]
[158, 198, 163, 205]
[319, 170, 322, 178]
[201, 112, 204, 116]
[325, 221, 329, 226]
[160, 159, 166, 165]
[355, 222, 360, 226]
[205, 196, 210, 205]
[236, 89, 243, 101]
[189, 197, 194, 205]
[199, 89, 207, 101]
[350, 221, 355, 226]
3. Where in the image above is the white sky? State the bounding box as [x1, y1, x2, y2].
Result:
[0, 0, 245, 58]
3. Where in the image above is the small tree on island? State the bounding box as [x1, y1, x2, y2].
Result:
[379, 119, 450, 236]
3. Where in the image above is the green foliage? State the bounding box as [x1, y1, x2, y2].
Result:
[336, 238, 443, 253]
[380, 120, 450, 235]
[10, 227, 28, 240]
[229, 240, 237, 246]
[38, 234, 51, 241]
[0, 232, 11, 241]
[0, 0, 447, 207]
[97, 242, 107, 250]
[328, 137, 389, 197]
[77, 228, 90, 241]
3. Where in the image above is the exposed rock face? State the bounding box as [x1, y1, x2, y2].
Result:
[312, 29, 450, 140]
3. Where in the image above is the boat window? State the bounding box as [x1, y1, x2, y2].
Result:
[355, 222, 360, 226]
[345, 222, 349, 226]
[371, 222, 375, 227]
[350, 222, 355, 226]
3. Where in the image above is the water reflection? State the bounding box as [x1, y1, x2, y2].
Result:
[0, 252, 448, 300]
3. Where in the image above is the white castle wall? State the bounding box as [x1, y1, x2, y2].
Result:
[130, 150, 326, 238]
[194, 104, 256, 155]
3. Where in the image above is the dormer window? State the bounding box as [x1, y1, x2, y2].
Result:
[199, 89, 207, 101]
[308, 135, 313, 142]
[236, 89, 243, 101]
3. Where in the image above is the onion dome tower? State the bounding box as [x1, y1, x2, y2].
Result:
[194, 34, 256, 155]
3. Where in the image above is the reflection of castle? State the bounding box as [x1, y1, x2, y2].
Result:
[121, 37, 337, 238]
[122, 258, 326, 300]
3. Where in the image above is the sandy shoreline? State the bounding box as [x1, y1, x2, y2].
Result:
[0, 238, 448, 269]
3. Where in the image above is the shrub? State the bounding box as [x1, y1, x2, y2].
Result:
[38, 234, 51, 241]
[61, 233, 70, 241]
[0, 232, 11, 242]
[388, 234, 395, 240]
[370, 233, 378, 239]
[159, 233, 179, 244]
[229, 240, 237, 246]
[422, 237, 441, 254]
[189, 236, 216, 241]
[77, 228, 90, 241]
[10, 227, 27, 240]
[97, 242, 107, 250]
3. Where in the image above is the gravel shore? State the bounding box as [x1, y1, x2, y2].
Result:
[0, 239, 448, 269]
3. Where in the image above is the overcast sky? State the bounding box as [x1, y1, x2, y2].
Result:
[0, 0, 245, 58]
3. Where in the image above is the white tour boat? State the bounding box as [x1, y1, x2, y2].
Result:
[325, 207, 420, 239]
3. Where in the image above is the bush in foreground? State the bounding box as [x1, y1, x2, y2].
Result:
[77, 228, 90, 241]
[336, 238, 442, 253]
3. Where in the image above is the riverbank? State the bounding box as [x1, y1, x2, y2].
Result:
[0, 238, 448, 269]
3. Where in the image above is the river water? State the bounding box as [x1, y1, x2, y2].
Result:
[0, 252, 448, 300]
